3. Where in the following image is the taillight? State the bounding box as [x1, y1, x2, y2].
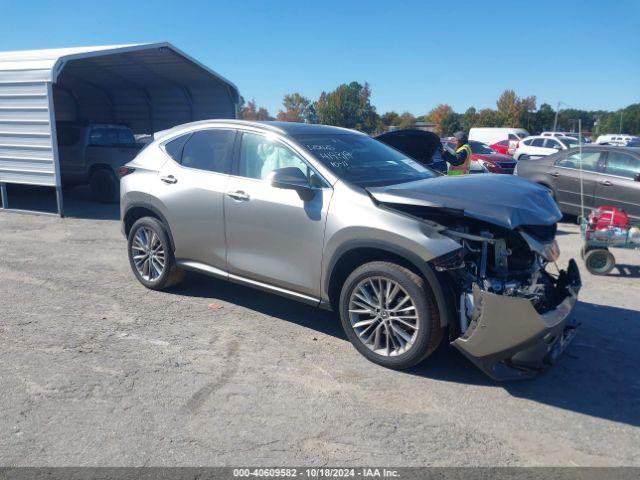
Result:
[515, 141, 520, 149]
[119, 166, 135, 177]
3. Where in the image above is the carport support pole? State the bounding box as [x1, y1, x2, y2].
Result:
[55, 186, 64, 217]
[47, 82, 64, 217]
[0, 183, 7, 209]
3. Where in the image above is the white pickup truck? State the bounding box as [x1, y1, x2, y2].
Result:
[57, 123, 143, 202]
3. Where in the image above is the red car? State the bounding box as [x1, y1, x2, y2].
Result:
[469, 141, 517, 174]
[490, 140, 511, 155]
[445, 140, 517, 174]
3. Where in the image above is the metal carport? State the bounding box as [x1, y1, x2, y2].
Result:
[0, 43, 239, 215]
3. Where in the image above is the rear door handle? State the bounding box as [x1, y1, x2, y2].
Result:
[598, 180, 613, 186]
[548, 171, 560, 177]
[227, 190, 250, 201]
[160, 175, 177, 184]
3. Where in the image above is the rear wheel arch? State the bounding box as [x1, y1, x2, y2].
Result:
[88, 163, 116, 176]
[325, 243, 453, 328]
[123, 203, 175, 251]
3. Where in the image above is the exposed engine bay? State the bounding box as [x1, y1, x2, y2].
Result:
[436, 220, 565, 329]
[378, 202, 582, 380]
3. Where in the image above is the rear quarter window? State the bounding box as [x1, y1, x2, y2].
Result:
[163, 134, 192, 162]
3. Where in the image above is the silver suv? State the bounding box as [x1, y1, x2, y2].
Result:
[120, 120, 581, 380]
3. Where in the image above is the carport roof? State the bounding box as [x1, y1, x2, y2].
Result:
[0, 42, 239, 101]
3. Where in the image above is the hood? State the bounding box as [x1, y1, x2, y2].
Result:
[472, 153, 515, 163]
[367, 174, 562, 230]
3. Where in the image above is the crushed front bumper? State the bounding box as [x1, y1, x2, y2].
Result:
[452, 259, 582, 381]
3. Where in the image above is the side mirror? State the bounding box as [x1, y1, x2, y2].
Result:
[270, 167, 315, 200]
[634, 173, 640, 182]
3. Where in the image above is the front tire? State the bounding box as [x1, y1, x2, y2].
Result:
[338, 261, 443, 369]
[127, 217, 184, 290]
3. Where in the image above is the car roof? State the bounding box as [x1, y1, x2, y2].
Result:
[155, 119, 363, 139]
[562, 145, 640, 154]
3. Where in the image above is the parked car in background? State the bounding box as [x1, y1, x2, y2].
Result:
[375, 129, 447, 173]
[515, 145, 640, 222]
[469, 127, 529, 154]
[489, 139, 510, 155]
[542, 132, 590, 143]
[120, 119, 581, 380]
[513, 135, 579, 160]
[467, 140, 517, 174]
[627, 140, 640, 147]
[57, 123, 142, 202]
[595, 134, 640, 146]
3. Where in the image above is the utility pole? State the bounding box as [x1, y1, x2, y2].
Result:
[619, 111, 623, 134]
[552, 101, 560, 132]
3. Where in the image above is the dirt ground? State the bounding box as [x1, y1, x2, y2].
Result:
[1, 198, 639, 466]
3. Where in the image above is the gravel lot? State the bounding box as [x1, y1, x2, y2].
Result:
[1, 197, 639, 467]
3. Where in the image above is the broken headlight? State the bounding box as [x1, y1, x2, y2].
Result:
[519, 231, 560, 262]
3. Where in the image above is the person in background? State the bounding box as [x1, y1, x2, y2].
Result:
[444, 131, 472, 175]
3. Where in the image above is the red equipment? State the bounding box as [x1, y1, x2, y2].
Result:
[585, 206, 629, 240]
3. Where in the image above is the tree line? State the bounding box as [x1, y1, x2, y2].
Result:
[239, 83, 640, 137]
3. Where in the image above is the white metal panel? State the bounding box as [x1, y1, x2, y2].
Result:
[0, 80, 56, 186]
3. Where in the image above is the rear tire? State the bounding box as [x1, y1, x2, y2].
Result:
[519, 154, 530, 161]
[338, 261, 443, 370]
[584, 248, 615, 275]
[127, 217, 185, 290]
[89, 168, 118, 203]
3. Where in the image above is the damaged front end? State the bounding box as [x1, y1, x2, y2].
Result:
[433, 220, 581, 380]
[368, 176, 582, 380]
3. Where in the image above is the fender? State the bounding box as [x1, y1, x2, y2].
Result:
[324, 239, 454, 328]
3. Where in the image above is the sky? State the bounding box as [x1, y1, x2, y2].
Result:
[2, 0, 639, 116]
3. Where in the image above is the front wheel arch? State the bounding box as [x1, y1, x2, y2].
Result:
[325, 244, 454, 329]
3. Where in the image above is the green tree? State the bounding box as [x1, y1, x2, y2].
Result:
[396, 112, 416, 129]
[380, 111, 400, 130]
[276, 93, 313, 123]
[314, 81, 379, 134]
[531, 103, 555, 133]
[460, 107, 477, 132]
[476, 108, 501, 127]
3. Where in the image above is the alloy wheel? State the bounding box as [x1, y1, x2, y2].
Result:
[131, 227, 166, 281]
[348, 276, 419, 357]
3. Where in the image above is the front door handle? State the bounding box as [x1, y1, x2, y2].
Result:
[598, 180, 613, 186]
[227, 190, 250, 201]
[160, 175, 177, 184]
[548, 171, 560, 177]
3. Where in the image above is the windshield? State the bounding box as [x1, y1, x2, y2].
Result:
[468, 141, 495, 154]
[294, 133, 437, 187]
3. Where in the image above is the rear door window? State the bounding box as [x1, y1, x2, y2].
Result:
[556, 151, 602, 172]
[90, 128, 118, 146]
[115, 128, 136, 145]
[180, 129, 236, 174]
[531, 138, 545, 147]
[605, 152, 640, 179]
